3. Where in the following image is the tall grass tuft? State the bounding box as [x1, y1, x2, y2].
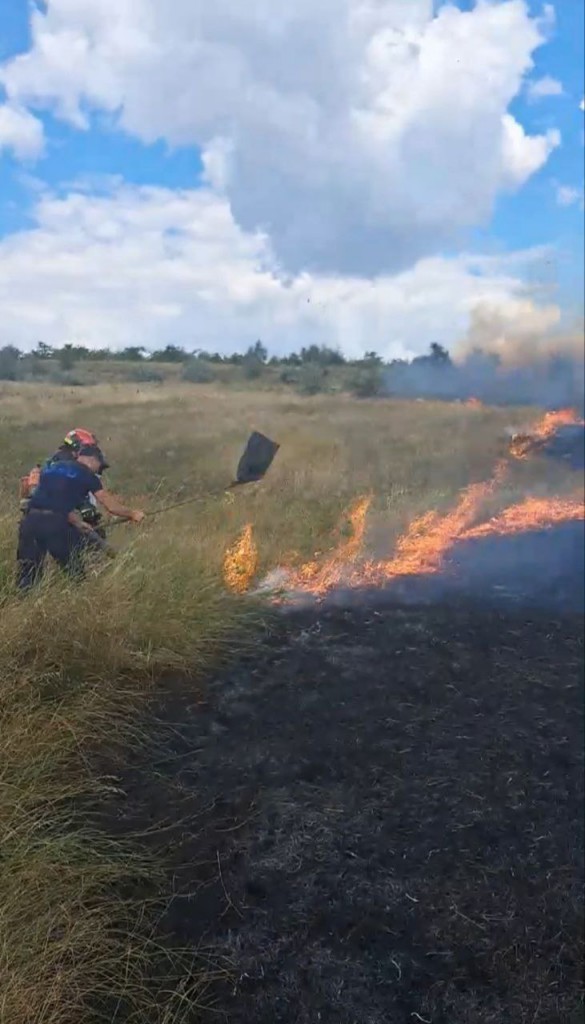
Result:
[0, 515, 261, 1024]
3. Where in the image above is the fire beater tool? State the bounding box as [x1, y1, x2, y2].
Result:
[112, 431, 280, 525]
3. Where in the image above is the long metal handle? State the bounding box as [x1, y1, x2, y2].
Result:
[107, 481, 240, 528]
[145, 484, 237, 518]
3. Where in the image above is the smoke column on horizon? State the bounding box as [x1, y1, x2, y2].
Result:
[383, 299, 585, 409]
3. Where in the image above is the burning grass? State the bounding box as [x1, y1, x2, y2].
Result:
[223, 524, 259, 594]
[509, 407, 584, 459]
[226, 410, 584, 602]
[461, 493, 585, 539]
[0, 382, 582, 1024]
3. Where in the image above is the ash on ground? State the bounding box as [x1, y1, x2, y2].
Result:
[114, 596, 584, 1024]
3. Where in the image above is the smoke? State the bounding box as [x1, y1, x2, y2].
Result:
[383, 298, 585, 409]
[457, 299, 583, 367]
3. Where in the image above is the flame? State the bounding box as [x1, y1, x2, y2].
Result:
[223, 524, 258, 593]
[273, 462, 509, 596]
[285, 495, 372, 594]
[465, 397, 483, 409]
[510, 408, 583, 460]
[461, 494, 584, 540]
[536, 409, 582, 436]
[228, 407, 583, 601]
[372, 460, 508, 580]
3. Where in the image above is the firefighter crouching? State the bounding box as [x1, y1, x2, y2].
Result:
[19, 428, 108, 536]
[17, 443, 144, 590]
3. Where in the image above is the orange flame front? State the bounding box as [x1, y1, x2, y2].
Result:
[510, 408, 583, 460]
[373, 460, 508, 580]
[461, 494, 584, 540]
[223, 408, 584, 600]
[278, 462, 509, 595]
[223, 524, 258, 593]
[286, 496, 372, 594]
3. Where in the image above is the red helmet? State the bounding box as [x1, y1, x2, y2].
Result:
[63, 428, 98, 453]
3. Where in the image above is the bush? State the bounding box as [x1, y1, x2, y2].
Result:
[242, 354, 264, 380]
[58, 345, 77, 372]
[181, 358, 216, 384]
[280, 368, 299, 385]
[0, 346, 22, 381]
[348, 363, 384, 398]
[48, 370, 88, 387]
[125, 365, 165, 384]
[24, 355, 49, 379]
[296, 363, 327, 396]
[150, 344, 189, 363]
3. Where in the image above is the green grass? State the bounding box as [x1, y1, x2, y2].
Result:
[0, 381, 548, 1023]
[0, 526, 262, 1022]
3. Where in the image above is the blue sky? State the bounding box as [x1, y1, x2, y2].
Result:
[2, 0, 582, 250]
[0, 0, 582, 355]
[0, 0, 204, 230]
[490, 0, 584, 310]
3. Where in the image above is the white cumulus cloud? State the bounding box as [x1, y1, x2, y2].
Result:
[525, 73, 564, 101]
[501, 114, 559, 187]
[0, 181, 556, 359]
[0, 0, 560, 274]
[0, 103, 44, 159]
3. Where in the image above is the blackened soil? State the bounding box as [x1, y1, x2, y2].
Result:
[116, 602, 584, 1024]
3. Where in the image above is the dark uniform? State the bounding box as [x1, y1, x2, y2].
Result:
[20, 428, 108, 534]
[46, 444, 107, 537]
[17, 459, 104, 590]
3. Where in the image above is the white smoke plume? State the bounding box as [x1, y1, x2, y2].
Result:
[456, 298, 584, 368]
[383, 297, 584, 409]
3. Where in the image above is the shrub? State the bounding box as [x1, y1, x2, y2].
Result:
[242, 354, 264, 380]
[181, 358, 216, 384]
[280, 368, 300, 385]
[48, 370, 88, 387]
[126, 365, 165, 384]
[0, 346, 22, 381]
[25, 355, 49, 379]
[348, 363, 384, 398]
[296, 363, 327, 396]
[58, 345, 77, 372]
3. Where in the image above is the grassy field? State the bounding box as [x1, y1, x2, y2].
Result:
[0, 381, 570, 1023]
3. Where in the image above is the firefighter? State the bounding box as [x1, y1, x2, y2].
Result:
[17, 444, 144, 590]
[50, 429, 109, 537]
[20, 428, 108, 532]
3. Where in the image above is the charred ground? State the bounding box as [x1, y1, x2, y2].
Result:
[113, 592, 584, 1024]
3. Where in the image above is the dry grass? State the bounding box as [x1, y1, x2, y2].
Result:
[0, 382, 544, 1023]
[0, 533, 262, 1022]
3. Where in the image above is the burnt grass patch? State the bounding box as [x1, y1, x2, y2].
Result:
[111, 600, 583, 1024]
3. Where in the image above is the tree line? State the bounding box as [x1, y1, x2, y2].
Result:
[0, 338, 456, 397]
[2, 338, 575, 406]
[0, 338, 403, 368]
[0, 339, 451, 371]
